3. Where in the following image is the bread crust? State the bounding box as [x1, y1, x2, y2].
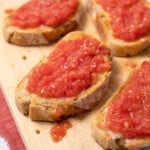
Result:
[3, 0, 82, 46]
[92, 63, 150, 150]
[15, 31, 112, 121]
[89, 0, 150, 57]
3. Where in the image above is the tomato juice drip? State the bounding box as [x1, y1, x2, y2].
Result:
[27, 36, 111, 98]
[50, 120, 72, 142]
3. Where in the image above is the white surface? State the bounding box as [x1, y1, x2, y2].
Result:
[0, 137, 10, 150]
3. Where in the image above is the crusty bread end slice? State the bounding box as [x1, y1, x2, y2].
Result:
[3, 1, 82, 46]
[89, 0, 150, 57]
[92, 68, 150, 150]
[15, 31, 112, 121]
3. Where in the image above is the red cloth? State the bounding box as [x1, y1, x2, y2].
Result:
[0, 89, 25, 150]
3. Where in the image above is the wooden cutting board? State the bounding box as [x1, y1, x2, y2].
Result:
[0, 0, 150, 150]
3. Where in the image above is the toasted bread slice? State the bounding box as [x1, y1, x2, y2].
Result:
[89, 0, 150, 56]
[92, 60, 150, 150]
[3, 0, 82, 46]
[15, 31, 112, 121]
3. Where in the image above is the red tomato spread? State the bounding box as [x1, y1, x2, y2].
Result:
[50, 120, 72, 142]
[97, 0, 150, 41]
[106, 61, 150, 138]
[10, 0, 78, 28]
[27, 36, 111, 98]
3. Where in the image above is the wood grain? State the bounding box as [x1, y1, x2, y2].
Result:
[0, 0, 150, 150]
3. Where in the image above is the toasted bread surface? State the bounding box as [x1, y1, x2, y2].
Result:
[15, 31, 112, 121]
[89, 0, 150, 56]
[3, 0, 82, 46]
[92, 61, 150, 150]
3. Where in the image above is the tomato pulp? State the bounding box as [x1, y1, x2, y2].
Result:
[27, 36, 111, 98]
[106, 61, 150, 138]
[97, 0, 150, 41]
[10, 0, 78, 28]
[50, 120, 72, 142]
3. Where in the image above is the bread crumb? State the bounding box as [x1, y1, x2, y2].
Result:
[125, 61, 137, 69]
[22, 55, 27, 60]
[5, 9, 14, 15]
[35, 129, 40, 134]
